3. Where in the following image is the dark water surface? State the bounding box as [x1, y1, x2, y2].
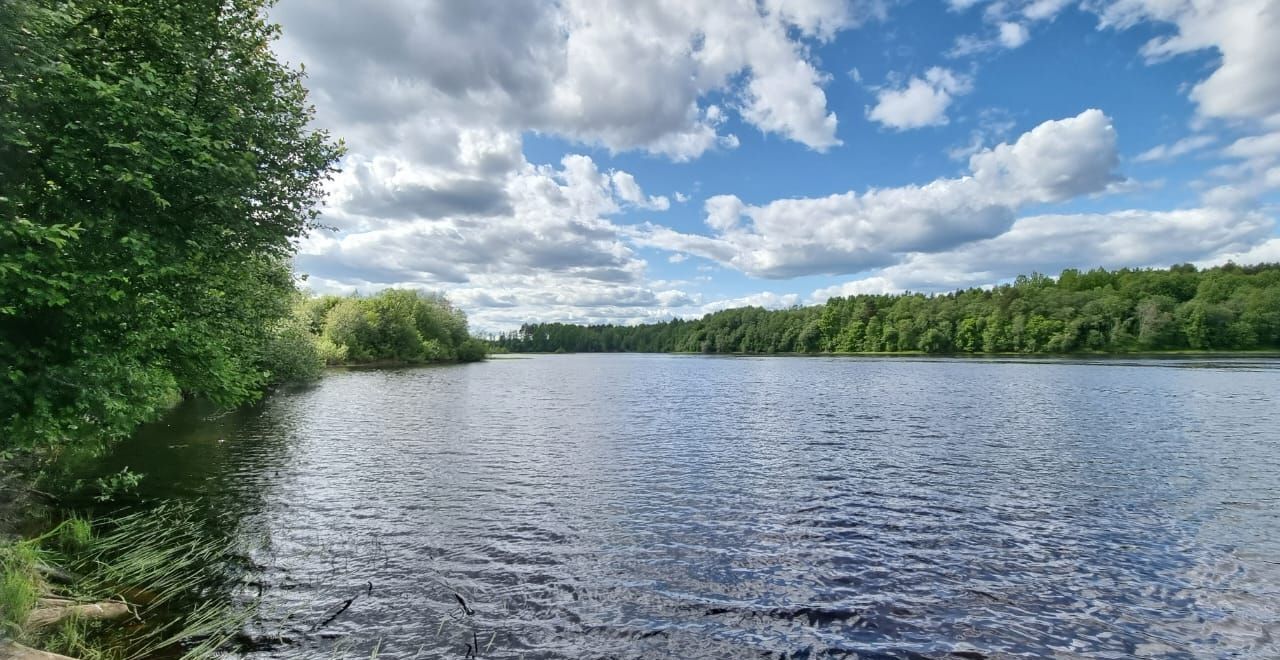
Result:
[97, 355, 1280, 658]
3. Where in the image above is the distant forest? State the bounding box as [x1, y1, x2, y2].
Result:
[493, 263, 1280, 355]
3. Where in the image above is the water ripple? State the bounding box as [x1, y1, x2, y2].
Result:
[102, 355, 1280, 659]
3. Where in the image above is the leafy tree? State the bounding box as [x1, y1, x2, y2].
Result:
[1, 0, 342, 448]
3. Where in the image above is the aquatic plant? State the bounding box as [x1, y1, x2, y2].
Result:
[3, 503, 255, 659]
[56, 503, 255, 658]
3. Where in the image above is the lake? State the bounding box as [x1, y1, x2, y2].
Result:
[90, 354, 1280, 658]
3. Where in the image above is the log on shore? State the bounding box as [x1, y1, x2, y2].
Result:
[25, 601, 131, 629]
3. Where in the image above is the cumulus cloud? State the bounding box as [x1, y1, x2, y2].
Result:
[268, 0, 881, 327]
[634, 110, 1120, 278]
[947, 107, 1018, 161]
[945, 0, 1070, 58]
[1201, 129, 1280, 206]
[610, 171, 670, 210]
[443, 275, 705, 331]
[810, 206, 1275, 300]
[1098, 0, 1280, 124]
[957, 2, 1280, 126]
[998, 22, 1031, 48]
[867, 67, 974, 129]
[297, 154, 699, 329]
[271, 0, 863, 162]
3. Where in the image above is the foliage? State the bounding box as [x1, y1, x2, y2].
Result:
[260, 311, 325, 386]
[304, 289, 487, 365]
[0, 0, 342, 449]
[89, 467, 145, 503]
[495, 263, 1280, 355]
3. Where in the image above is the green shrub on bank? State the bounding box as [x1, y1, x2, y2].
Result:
[262, 316, 325, 386]
[305, 289, 486, 365]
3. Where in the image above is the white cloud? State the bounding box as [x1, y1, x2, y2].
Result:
[1223, 131, 1280, 161]
[1203, 130, 1280, 205]
[634, 110, 1120, 278]
[1098, 0, 1280, 124]
[998, 22, 1031, 48]
[812, 206, 1275, 299]
[610, 171, 670, 210]
[296, 154, 694, 328]
[810, 276, 903, 300]
[867, 67, 974, 129]
[765, 0, 888, 41]
[946, 0, 1069, 57]
[1134, 134, 1216, 162]
[1196, 238, 1280, 268]
[273, 0, 861, 162]
[699, 291, 801, 313]
[266, 0, 891, 328]
[1022, 0, 1072, 21]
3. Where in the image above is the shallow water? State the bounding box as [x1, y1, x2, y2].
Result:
[96, 354, 1280, 658]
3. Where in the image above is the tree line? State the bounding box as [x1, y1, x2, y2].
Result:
[493, 263, 1280, 355]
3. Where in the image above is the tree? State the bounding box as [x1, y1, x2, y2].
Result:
[1, 0, 342, 447]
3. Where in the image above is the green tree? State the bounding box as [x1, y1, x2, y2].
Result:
[1, 0, 342, 447]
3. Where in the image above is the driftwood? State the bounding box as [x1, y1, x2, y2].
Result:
[25, 600, 131, 629]
[0, 640, 79, 660]
[309, 582, 373, 632]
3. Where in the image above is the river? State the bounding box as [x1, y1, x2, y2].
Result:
[86, 354, 1280, 658]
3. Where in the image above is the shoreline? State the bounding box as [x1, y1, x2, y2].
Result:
[493, 349, 1280, 358]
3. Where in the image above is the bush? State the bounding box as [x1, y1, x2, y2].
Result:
[262, 318, 325, 385]
[311, 290, 486, 364]
[456, 338, 489, 363]
[314, 336, 349, 365]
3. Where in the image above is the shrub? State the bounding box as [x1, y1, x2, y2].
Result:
[262, 318, 325, 385]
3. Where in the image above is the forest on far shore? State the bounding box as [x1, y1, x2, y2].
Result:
[493, 263, 1280, 355]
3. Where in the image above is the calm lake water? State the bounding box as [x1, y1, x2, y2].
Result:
[92, 354, 1280, 658]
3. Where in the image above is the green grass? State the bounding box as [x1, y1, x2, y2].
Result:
[55, 515, 94, 552]
[43, 616, 118, 660]
[0, 540, 41, 638]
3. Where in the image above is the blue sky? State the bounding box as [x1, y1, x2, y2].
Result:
[271, 0, 1280, 331]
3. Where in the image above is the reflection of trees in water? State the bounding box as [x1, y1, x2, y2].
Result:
[48, 393, 310, 654]
[86, 393, 302, 513]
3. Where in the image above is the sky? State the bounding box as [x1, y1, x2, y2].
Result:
[268, 0, 1280, 332]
